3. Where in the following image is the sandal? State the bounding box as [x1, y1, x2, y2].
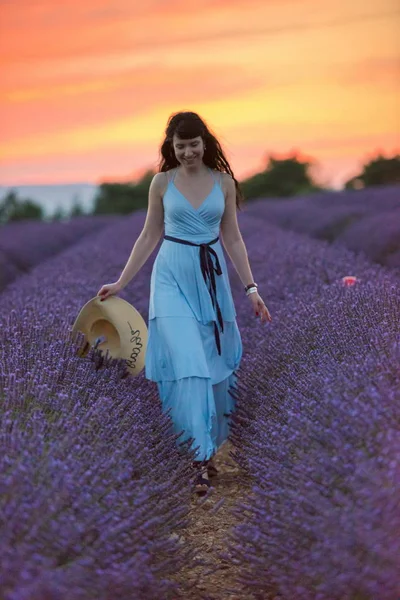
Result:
[192, 460, 212, 496]
[194, 473, 212, 496]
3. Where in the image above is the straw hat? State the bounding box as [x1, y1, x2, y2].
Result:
[71, 295, 148, 377]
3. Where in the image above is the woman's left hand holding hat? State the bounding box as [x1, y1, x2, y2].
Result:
[97, 280, 123, 302]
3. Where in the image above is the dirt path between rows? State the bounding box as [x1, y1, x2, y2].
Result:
[171, 440, 257, 600]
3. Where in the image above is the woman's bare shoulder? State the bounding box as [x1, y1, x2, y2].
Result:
[155, 170, 173, 197]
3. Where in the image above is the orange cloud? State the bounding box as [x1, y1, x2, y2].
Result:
[0, 0, 399, 186]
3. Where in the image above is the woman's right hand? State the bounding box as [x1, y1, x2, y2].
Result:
[97, 281, 123, 302]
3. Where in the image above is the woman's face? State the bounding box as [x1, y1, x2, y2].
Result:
[172, 135, 205, 166]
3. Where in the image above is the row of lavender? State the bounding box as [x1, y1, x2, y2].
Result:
[225, 215, 400, 599]
[0, 211, 205, 600]
[245, 183, 400, 270]
[0, 214, 122, 292]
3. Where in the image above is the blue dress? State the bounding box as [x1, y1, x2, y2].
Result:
[144, 166, 243, 461]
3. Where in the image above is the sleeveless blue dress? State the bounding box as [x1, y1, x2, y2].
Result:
[144, 166, 243, 461]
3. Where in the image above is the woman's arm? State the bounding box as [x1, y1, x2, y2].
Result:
[220, 174, 256, 288]
[117, 173, 166, 289]
[220, 174, 272, 324]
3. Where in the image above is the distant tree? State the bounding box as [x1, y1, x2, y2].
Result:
[69, 193, 85, 217]
[0, 190, 18, 224]
[0, 190, 43, 224]
[344, 152, 400, 189]
[51, 207, 67, 222]
[240, 152, 326, 200]
[92, 169, 156, 215]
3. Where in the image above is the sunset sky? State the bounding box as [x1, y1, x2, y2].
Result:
[0, 0, 399, 189]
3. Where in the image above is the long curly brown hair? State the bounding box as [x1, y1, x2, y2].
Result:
[157, 111, 244, 211]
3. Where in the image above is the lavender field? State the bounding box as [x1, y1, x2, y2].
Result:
[0, 192, 399, 599]
[0, 215, 122, 292]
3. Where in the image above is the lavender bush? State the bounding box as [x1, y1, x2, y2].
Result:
[223, 223, 400, 599]
[0, 370, 198, 599]
[332, 207, 400, 267]
[0, 214, 122, 292]
[245, 184, 400, 270]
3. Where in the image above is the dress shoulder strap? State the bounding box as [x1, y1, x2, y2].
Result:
[165, 168, 177, 183]
[210, 169, 222, 187]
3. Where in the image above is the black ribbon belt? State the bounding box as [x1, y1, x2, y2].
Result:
[164, 235, 224, 355]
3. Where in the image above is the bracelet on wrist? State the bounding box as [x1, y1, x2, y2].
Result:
[246, 287, 258, 297]
[244, 282, 258, 292]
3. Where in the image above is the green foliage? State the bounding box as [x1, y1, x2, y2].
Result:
[69, 194, 85, 217]
[50, 207, 67, 222]
[92, 169, 156, 215]
[240, 153, 326, 201]
[0, 190, 44, 224]
[344, 152, 400, 189]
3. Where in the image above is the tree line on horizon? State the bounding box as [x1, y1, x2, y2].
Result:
[1, 151, 399, 225]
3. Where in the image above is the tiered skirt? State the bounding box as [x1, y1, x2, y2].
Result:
[145, 315, 242, 461]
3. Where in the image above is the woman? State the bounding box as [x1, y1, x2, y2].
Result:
[97, 111, 272, 496]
